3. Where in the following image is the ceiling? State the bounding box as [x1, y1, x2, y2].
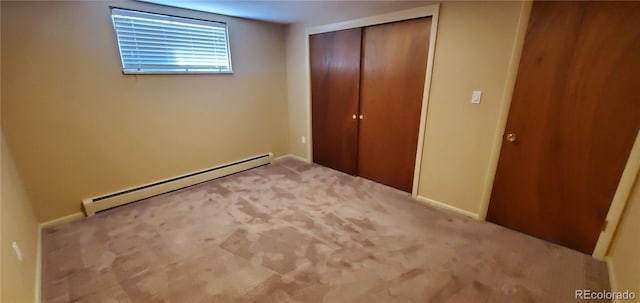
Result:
[138, 0, 433, 25]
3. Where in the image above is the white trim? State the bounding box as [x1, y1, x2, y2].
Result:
[412, 6, 440, 198]
[36, 211, 85, 303]
[592, 130, 640, 259]
[274, 154, 311, 163]
[304, 31, 313, 163]
[35, 226, 42, 303]
[605, 257, 619, 299]
[303, 4, 441, 197]
[39, 212, 85, 229]
[306, 5, 440, 35]
[414, 195, 481, 220]
[82, 153, 273, 216]
[478, 1, 533, 220]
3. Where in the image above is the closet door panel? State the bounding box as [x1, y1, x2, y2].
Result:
[358, 18, 431, 192]
[310, 28, 362, 175]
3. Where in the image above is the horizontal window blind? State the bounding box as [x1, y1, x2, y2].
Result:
[111, 8, 232, 74]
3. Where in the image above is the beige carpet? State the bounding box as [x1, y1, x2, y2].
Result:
[42, 157, 610, 303]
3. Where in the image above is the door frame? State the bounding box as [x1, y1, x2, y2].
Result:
[592, 132, 640, 259]
[476, 0, 640, 259]
[303, 4, 440, 197]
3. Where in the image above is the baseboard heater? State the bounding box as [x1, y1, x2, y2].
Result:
[81, 153, 273, 216]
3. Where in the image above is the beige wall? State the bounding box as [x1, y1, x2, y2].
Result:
[1, 133, 40, 303]
[1, 1, 289, 222]
[2, 0, 636, 299]
[417, 1, 525, 214]
[607, 173, 640, 301]
[285, 24, 308, 158]
[285, 1, 527, 216]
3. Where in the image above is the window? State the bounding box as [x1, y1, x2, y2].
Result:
[111, 8, 232, 74]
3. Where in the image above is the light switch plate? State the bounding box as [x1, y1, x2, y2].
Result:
[471, 90, 482, 104]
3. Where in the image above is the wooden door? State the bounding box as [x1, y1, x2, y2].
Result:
[310, 28, 362, 175]
[358, 18, 431, 192]
[487, 2, 640, 254]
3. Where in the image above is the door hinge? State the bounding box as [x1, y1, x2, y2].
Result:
[602, 220, 608, 232]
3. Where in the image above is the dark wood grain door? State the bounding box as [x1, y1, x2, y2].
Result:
[310, 28, 362, 175]
[357, 18, 431, 192]
[487, 2, 640, 254]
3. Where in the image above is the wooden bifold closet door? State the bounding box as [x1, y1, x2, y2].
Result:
[310, 28, 362, 175]
[358, 18, 431, 192]
[310, 18, 431, 192]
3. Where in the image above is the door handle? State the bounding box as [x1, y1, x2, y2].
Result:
[506, 133, 517, 143]
[359, 114, 364, 120]
[352, 114, 357, 120]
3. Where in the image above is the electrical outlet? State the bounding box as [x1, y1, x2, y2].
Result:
[12, 241, 23, 261]
[471, 90, 482, 104]
[301, 136, 306, 144]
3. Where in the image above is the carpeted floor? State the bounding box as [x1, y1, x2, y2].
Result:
[42, 157, 610, 303]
